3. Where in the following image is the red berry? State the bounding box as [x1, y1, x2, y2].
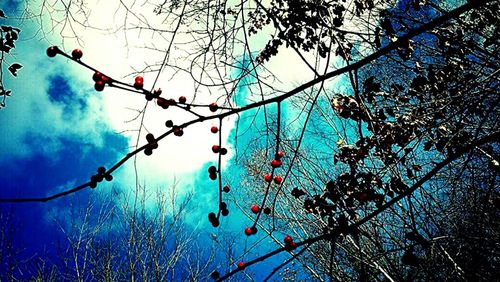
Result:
[46, 46, 59, 57]
[94, 80, 105, 91]
[270, 159, 282, 168]
[135, 76, 144, 84]
[287, 241, 298, 249]
[250, 204, 260, 214]
[209, 102, 218, 112]
[263, 207, 271, 215]
[93, 71, 103, 82]
[134, 76, 144, 89]
[220, 148, 228, 155]
[244, 227, 253, 236]
[157, 97, 169, 109]
[264, 173, 272, 182]
[167, 98, 176, 105]
[274, 175, 283, 184]
[211, 126, 218, 133]
[284, 235, 293, 244]
[276, 151, 285, 158]
[178, 96, 187, 104]
[72, 49, 83, 59]
[237, 261, 246, 270]
[223, 186, 230, 193]
[173, 127, 184, 136]
[212, 145, 220, 153]
[101, 75, 110, 84]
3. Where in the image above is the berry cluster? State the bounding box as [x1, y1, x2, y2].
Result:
[164, 120, 184, 136]
[211, 145, 228, 155]
[157, 96, 180, 108]
[283, 235, 297, 251]
[144, 133, 159, 156]
[93, 71, 111, 92]
[208, 165, 217, 180]
[89, 166, 113, 188]
[264, 151, 285, 184]
[208, 212, 220, 227]
[220, 202, 229, 216]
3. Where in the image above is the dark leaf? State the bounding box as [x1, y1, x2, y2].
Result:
[8, 63, 22, 77]
[1, 25, 12, 32]
[0, 45, 11, 53]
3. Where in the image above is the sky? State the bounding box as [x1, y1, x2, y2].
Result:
[0, 0, 349, 280]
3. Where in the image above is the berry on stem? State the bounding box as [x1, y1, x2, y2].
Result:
[220, 148, 228, 155]
[264, 173, 272, 182]
[97, 166, 106, 174]
[94, 80, 105, 92]
[244, 227, 253, 236]
[71, 49, 83, 59]
[165, 120, 174, 127]
[223, 185, 230, 193]
[134, 76, 144, 90]
[237, 261, 246, 270]
[46, 46, 59, 57]
[270, 159, 282, 168]
[287, 241, 298, 250]
[101, 75, 110, 84]
[211, 218, 220, 227]
[178, 96, 187, 104]
[157, 98, 169, 109]
[276, 151, 285, 159]
[250, 204, 260, 214]
[173, 127, 184, 136]
[211, 126, 218, 133]
[150, 142, 159, 149]
[208, 166, 217, 174]
[284, 235, 293, 244]
[209, 102, 218, 112]
[146, 133, 155, 143]
[93, 71, 103, 82]
[274, 175, 283, 184]
[212, 145, 220, 153]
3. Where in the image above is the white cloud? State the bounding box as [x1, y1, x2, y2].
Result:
[0, 0, 242, 205]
